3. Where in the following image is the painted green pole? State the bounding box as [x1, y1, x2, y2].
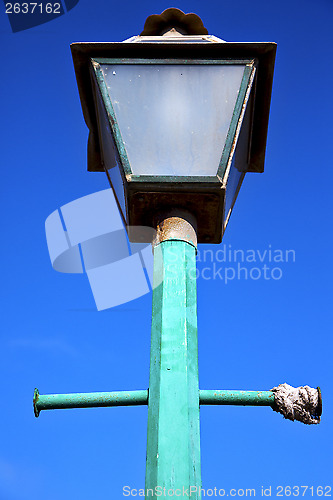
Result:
[145, 212, 201, 498]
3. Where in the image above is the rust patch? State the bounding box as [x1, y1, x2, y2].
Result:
[153, 210, 197, 248]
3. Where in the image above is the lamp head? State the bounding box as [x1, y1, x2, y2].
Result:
[71, 10, 276, 243]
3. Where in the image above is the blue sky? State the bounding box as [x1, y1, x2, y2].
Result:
[1, 0, 332, 498]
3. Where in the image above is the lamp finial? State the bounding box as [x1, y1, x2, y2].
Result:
[140, 8, 208, 36]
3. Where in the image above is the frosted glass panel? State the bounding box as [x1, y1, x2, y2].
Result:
[224, 158, 243, 219]
[100, 63, 245, 176]
[223, 83, 254, 229]
[94, 81, 127, 217]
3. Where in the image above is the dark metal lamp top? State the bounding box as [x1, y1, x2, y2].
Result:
[140, 8, 208, 36]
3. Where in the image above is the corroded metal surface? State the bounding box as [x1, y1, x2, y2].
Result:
[152, 210, 197, 248]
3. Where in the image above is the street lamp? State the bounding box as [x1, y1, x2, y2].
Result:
[70, 8, 276, 243]
[34, 8, 322, 499]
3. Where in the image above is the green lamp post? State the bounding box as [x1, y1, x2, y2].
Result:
[34, 8, 322, 499]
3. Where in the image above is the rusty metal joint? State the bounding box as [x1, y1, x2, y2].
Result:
[152, 209, 197, 249]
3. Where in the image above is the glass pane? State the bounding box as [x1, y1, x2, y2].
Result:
[224, 158, 244, 222]
[100, 63, 245, 177]
[94, 81, 127, 218]
[223, 84, 254, 228]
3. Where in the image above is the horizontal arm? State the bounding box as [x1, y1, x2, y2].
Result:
[199, 390, 274, 406]
[33, 388, 275, 417]
[33, 388, 148, 417]
[34, 384, 321, 425]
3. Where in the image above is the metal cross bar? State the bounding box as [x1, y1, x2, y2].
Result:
[200, 390, 275, 406]
[33, 388, 148, 417]
[34, 388, 276, 417]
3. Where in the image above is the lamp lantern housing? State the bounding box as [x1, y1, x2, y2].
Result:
[71, 10, 276, 243]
